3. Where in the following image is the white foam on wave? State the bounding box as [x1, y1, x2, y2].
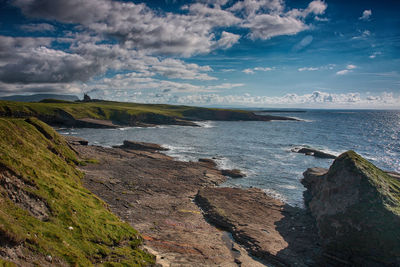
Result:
[262, 188, 287, 203]
[162, 144, 197, 162]
[278, 184, 298, 190]
[193, 121, 216, 128]
[118, 127, 133, 131]
[213, 157, 236, 170]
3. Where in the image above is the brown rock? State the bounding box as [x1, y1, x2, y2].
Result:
[198, 158, 217, 167]
[195, 187, 321, 266]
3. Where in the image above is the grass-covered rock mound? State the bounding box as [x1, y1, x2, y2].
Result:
[0, 117, 154, 266]
[302, 150, 400, 266]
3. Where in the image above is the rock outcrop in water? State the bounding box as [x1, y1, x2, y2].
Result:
[292, 147, 337, 159]
[302, 151, 400, 266]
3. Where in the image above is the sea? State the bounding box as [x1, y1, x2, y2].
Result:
[58, 109, 400, 207]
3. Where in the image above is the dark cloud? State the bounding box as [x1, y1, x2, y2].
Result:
[20, 23, 55, 32]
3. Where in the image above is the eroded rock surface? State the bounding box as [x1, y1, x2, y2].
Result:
[195, 187, 321, 266]
[302, 151, 400, 266]
[70, 142, 268, 266]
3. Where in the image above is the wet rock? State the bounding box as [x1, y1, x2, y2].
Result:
[292, 147, 336, 159]
[221, 169, 246, 178]
[302, 150, 400, 266]
[64, 136, 89, 146]
[117, 140, 169, 152]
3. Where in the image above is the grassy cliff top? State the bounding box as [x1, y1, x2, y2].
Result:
[0, 99, 250, 121]
[0, 117, 154, 266]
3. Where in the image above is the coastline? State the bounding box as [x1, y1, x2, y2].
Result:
[67, 136, 321, 266]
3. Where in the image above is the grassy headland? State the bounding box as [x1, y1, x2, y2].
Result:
[0, 117, 154, 265]
[0, 100, 296, 128]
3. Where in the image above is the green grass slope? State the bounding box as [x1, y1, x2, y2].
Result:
[0, 100, 294, 127]
[0, 117, 154, 266]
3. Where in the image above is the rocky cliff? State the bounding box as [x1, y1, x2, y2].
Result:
[302, 150, 400, 266]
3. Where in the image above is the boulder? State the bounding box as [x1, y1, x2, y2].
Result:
[292, 147, 336, 159]
[64, 136, 89, 146]
[221, 169, 246, 178]
[198, 158, 217, 167]
[118, 140, 168, 152]
[301, 150, 400, 266]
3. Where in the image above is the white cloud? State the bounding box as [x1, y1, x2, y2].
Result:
[243, 66, 273, 74]
[237, 0, 327, 40]
[85, 72, 243, 94]
[216, 31, 241, 49]
[336, 70, 349, 75]
[13, 0, 242, 57]
[336, 64, 357, 75]
[149, 58, 217, 81]
[359, 9, 372, 20]
[162, 91, 400, 108]
[352, 30, 371, 40]
[243, 68, 255, 74]
[369, 52, 382, 59]
[298, 67, 319, 71]
[254, 67, 273, 71]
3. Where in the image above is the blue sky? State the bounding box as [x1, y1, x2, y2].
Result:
[0, 0, 399, 108]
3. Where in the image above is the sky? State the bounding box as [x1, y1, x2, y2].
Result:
[0, 0, 399, 108]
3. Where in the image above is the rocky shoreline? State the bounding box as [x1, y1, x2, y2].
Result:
[66, 137, 400, 266]
[67, 137, 322, 266]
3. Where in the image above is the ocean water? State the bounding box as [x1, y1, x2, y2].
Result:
[59, 110, 400, 207]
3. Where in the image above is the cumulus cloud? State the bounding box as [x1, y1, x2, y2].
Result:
[149, 58, 216, 80]
[2, 0, 331, 96]
[13, 0, 242, 56]
[84, 72, 243, 94]
[0, 82, 81, 94]
[163, 91, 400, 108]
[0, 35, 217, 89]
[231, 0, 327, 40]
[359, 9, 372, 21]
[216, 31, 241, 49]
[13, 0, 327, 54]
[20, 23, 55, 32]
[0, 42, 99, 84]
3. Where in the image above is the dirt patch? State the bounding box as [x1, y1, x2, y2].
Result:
[0, 166, 50, 222]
